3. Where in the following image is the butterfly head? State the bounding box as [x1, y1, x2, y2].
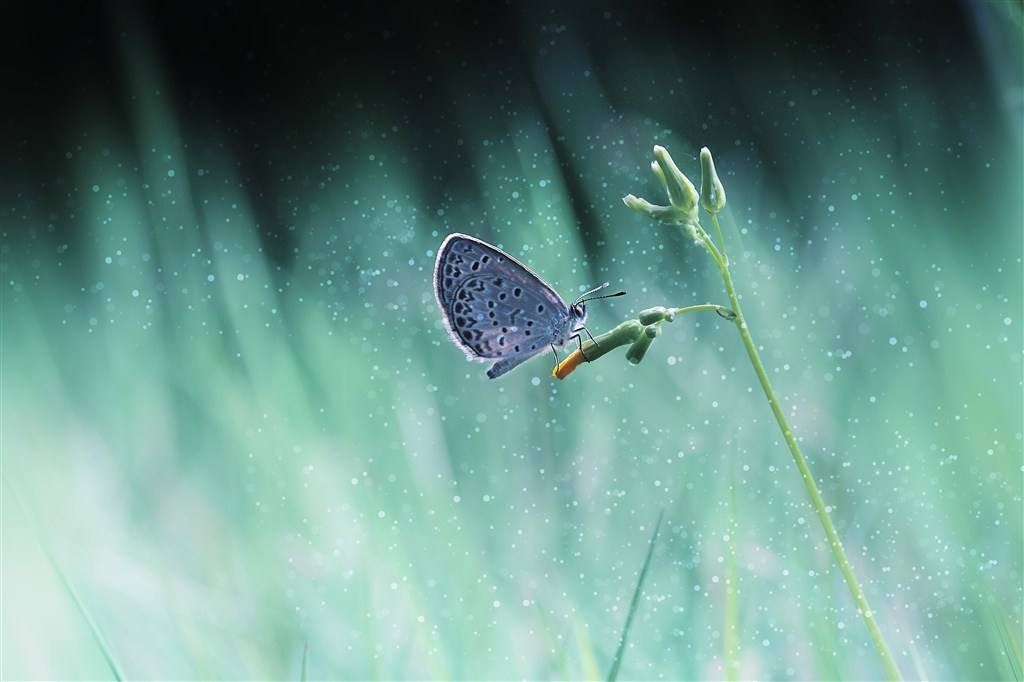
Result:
[570, 300, 588, 324]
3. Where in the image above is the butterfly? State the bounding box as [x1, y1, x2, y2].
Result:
[433, 233, 623, 379]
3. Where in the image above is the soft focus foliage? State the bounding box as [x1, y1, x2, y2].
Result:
[2, 5, 1022, 680]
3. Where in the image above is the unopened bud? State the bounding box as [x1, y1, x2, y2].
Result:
[653, 145, 699, 217]
[622, 194, 678, 223]
[699, 147, 726, 214]
[625, 332, 654, 365]
[650, 161, 669, 195]
[638, 306, 669, 325]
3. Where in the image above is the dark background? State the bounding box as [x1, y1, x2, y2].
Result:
[4, 0, 1020, 258]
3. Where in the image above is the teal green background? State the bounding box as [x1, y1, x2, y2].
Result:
[2, 2, 1022, 679]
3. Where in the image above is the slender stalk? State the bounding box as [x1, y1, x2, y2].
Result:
[708, 226, 903, 681]
[724, 481, 739, 682]
[553, 305, 735, 379]
[672, 304, 734, 317]
[625, 144, 902, 679]
[709, 213, 729, 266]
[5, 479, 124, 680]
[606, 511, 663, 682]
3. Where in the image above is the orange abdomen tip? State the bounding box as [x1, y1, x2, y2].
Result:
[552, 349, 586, 380]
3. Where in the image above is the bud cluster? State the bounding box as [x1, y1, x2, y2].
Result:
[623, 145, 727, 243]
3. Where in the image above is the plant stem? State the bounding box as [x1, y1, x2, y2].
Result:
[671, 303, 734, 317]
[709, 213, 729, 266]
[710, 235, 903, 681]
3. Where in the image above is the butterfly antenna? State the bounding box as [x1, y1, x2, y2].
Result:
[574, 282, 609, 305]
[583, 290, 626, 302]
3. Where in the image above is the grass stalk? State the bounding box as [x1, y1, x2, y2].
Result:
[606, 510, 663, 682]
[49, 558, 125, 681]
[706, 212, 903, 681]
[622, 143, 906, 679]
[5, 479, 124, 680]
[723, 481, 739, 681]
[994, 613, 1022, 681]
[574, 620, 603, 681]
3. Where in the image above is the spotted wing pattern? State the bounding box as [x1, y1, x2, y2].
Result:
[434, 234, 573, 377]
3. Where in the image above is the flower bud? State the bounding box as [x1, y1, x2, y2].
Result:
[638, 306, 669, 325]
[653, 145, 699, 217]
[625, 333, 654, 365]
[650, 161, 669, 195]
[625, 324, 661, 365]
[699, 147, 726, 214]
[622, 194, 679, 224]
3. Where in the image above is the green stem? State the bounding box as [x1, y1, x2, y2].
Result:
[688, 222, 725, 270]
[671, 304, 734, 318]
[709, 213, 729, 266]
[712, 246, 903, 681]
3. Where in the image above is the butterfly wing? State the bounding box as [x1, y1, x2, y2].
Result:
[434, 233, 572, 377]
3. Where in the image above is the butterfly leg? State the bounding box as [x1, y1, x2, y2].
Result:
[573, 326, 600, 361]
[580, 325, 599, 346]
[569, 332, 591, 362]
[550, 344, 560, 371]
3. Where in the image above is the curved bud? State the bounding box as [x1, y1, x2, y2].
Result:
[638, 306, 669, 325]
[625, 324, 661, 365]
[699, 147, 726, 214]
[650, 161, 669, 195]
[653, 145, 699, 216]
[625, 332, 655, 365]
[622, 194, 679, 223]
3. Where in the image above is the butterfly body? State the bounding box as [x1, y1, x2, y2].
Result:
[433, 233, 588, 379]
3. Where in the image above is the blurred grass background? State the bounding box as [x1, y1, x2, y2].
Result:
[2, 1, 1022, 679]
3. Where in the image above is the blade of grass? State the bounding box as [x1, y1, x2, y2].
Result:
[606, 510, 663, 682]
[4, 477, 124, 680]
[906, 637, 930, 682]
[574, 619, 602, 681]
[300, 641, 309, 681]
[48, 557, 125, 681]
[994, 613, 1022, 682]
[724, 485, 739, 682]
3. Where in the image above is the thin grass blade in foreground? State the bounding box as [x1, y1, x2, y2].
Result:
[300, 641, 309, 681]
[606, 510, 663, 682]
[724, 484, 739, 681]
[574, 620, 603, 681]
[48, 558, 125, 682]
[994, 614, 1023, 682]
[5, 478, 124, 681]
